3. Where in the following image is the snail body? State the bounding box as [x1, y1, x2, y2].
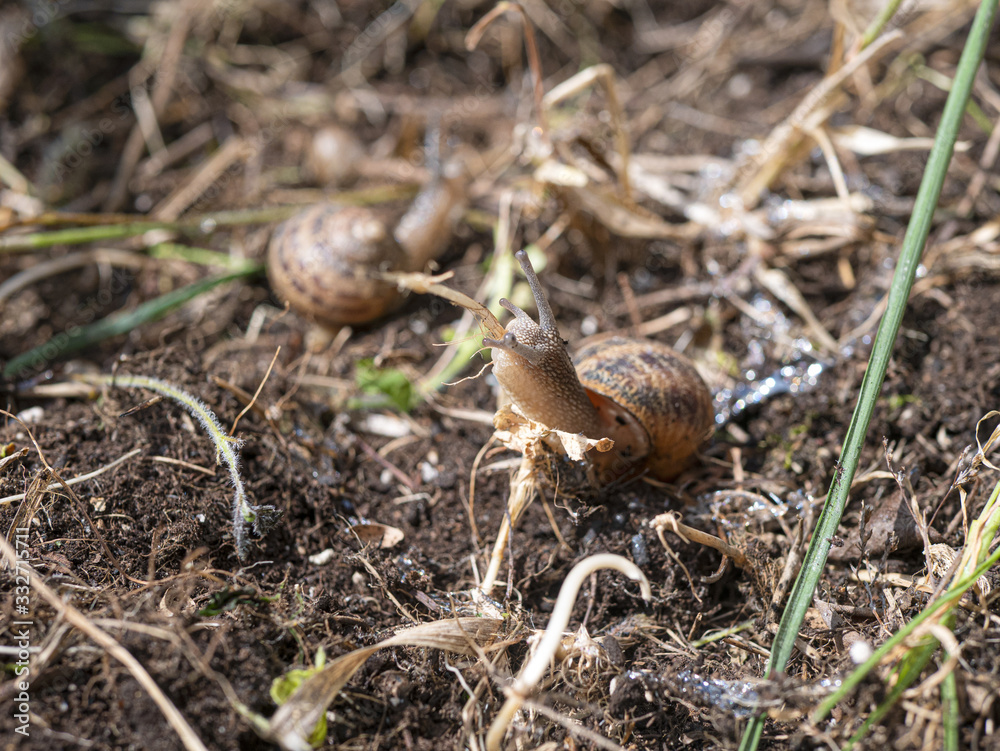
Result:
[485, 251, 713, 481]
[267, 163, 466, 329]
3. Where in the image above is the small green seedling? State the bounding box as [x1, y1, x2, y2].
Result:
[197, 587, 277, 617]
[355, 359, 415, 412]
[271, 648, 328, 748]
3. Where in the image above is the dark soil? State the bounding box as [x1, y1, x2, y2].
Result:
[2, 1, 1000, 750]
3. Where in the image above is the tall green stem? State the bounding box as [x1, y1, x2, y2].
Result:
[739, 2, 997, 748]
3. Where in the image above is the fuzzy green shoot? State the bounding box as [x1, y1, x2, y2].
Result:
[80, 373, 279, 559]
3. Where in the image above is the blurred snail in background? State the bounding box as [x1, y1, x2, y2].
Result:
[267, 126, 467, 330]
[485, 250, 714, 481]
[306, 125, 365, 187]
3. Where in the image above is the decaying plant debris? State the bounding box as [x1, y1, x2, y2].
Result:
[1, 0, 1000, 749]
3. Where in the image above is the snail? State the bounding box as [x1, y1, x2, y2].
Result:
[484, 250, 714, 482]
[267, 157, 467, 329]
[306, 124, 365, 187]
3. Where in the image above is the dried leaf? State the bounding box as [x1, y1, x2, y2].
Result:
[267, 617, 506, 751]
[492, 404, 612, 461]
[349, 522, 405, 549]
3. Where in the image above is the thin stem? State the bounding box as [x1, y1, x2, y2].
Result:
[739, 1, 998, 748]
[486, 554, 651, 751]
[813, 544, 1000, 721]
[479, 453, 537, 594]
[860, 0, 904, 49]
[465, 3, 549, 142]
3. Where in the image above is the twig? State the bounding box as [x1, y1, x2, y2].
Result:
[0, 448, 142, 506]
[355, 436, 417, 492]
[230, 347, 280, 436]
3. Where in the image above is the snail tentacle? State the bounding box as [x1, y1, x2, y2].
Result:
[499, 298, 533, 321]
[514, 249, 557, 332]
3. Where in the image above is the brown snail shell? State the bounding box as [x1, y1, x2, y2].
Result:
[267, 204, 406, 328]
[574, 337, 714, 481]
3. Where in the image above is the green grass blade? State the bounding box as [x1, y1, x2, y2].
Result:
[149, 243, 263, 270]
[739, 2, 997, 748]
[0, 222, 180, 252]
[809, 544, 1000, 727]
[942, 668, 960, 751]
[3, 267, 261, 378]
[0, 186, 418, 254]
[0, 208, 300, 253]
[861, 0, 904, 48]
[842, 637, 938, 750]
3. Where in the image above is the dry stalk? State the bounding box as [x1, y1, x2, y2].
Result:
[0, 534, 210, 751]
[466, 2, 548, 142]
[479, 451, 538, 595]
[0, 448, 141, 506]
[267, 617, 507, 751]
[485, 554, 651, 751]
[731, 30, 903, 208]
[652, 511, 750, 571]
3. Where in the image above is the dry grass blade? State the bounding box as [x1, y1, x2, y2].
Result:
[560, 183, 699, 240]
[542, 63, 632, 200]
[0, 534, 210, 751]
[466, 2, 548, 139]
[732, 30, 903, 207]
[4, 469, 49, 542]
[152, 136, 256, 221]
[752, 266, 839, 355]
